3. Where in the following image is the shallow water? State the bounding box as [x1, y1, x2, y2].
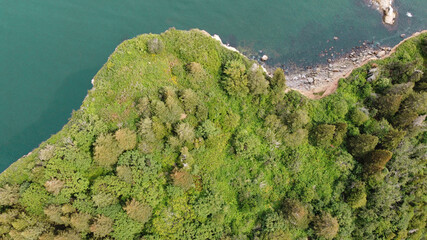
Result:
[0, 0, 426, 171]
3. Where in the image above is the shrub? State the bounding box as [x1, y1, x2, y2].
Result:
[90, 215, 114, 238]
[248, 64, 269, 95]
[115, 128, 137, 151]
[0, 184, 20, 206]
[348, 134, 379, 158]
[70, 212, 91, 233]
[222, 60, 249, 97]
[363, 149, 393, 174]
[44, 178, 64, 195]
[282, 199, 309, 228]
[172, 170, 193, 191]
[376, 94, 402, 118]
[313, 212, 339, 239]
[373, 77, 392, 93]
[136, 97, 151, 118]
[94, 133, 122, 167]
[233, 130, 261, 158]
[123, 199, 153, 224]
[346, 181, 367, 208]
[350, 108, 369, 126]
[147, 38, 164, 54]
[176, 122, 195, 142]
[312, 124, 336, 146]
[262, 230, 292, 240]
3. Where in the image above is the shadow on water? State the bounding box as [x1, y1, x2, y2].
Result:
[0, 68, 97, 171]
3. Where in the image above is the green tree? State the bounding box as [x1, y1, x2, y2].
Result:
[332, 122, 348, 146]
[0, 185, 19, 206]
[115, 128, 137, 151]
[70, 212, 91, 233]
[248, 64, 269, 95]
[180, 88, 199, 114]
[94, 133, 122, 167]
[346, 181, 367, 208]
[348, 134, 379, 158]
[90, 215, 114, 238]
[147, 37, 164, 54]
[312, 124, 336, 146]
[282, 199, 309, 228]
[270, 68, 286, 89]
[222, 60, 249, 97]
[172, 170, 194, 191]
[380, 128, 406, 150]
[376, 94, 403, 118]
[44, 178, 64, 196]
[176, 122, 195, 142]
[392, 109, 418, 129]
[313, 212, 339, 240]
[350, 108, 369, 126]
[123, 199, 153, 224]
[363, 149, 393, 175]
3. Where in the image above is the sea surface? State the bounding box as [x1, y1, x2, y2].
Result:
[0, 0, 426, 171]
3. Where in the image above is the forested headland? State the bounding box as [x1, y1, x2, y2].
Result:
[0, 29, 426, 239]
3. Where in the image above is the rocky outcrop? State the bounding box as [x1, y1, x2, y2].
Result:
[370, 0, 396, 25]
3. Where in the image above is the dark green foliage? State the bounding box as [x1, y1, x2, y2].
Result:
[147, 37, 164, 54]
[222, 60, 249, 97]
[312, 124, 336, 146]
[348, 134, 379, 158]
[380, 128, 406, 150]
[332, 122, 347, 146]
[1, 30, 426, 240]
[375, 94, 403, 118]
[363, 149, 393, 175]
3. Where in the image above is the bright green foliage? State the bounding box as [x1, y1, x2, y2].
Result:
[313, 212, 339, 239]
[346, 181, 367, 208]
[222, 60, 249, 97]
[1, 30, 426, 239]
[115, 128, 137, 151]
[123, 199, 152, 224]
[350, 108, 369, 126]
[93, 133, 122, 167]
[248, 64, 269, 95]
[90, 215, 114, 238]
[312, 124, 336, 146]
[348, 134, 379, 158]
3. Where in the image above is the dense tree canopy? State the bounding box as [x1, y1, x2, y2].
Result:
[0, 29, 426, 239]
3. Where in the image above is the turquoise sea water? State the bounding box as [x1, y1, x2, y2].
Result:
[0, 0, 426, 171]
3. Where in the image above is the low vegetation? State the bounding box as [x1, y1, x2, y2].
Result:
[0, 29, 426, 239]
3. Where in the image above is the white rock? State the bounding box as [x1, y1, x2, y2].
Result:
[406, 12, 413, 18]
[261, 55, 268, 61]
